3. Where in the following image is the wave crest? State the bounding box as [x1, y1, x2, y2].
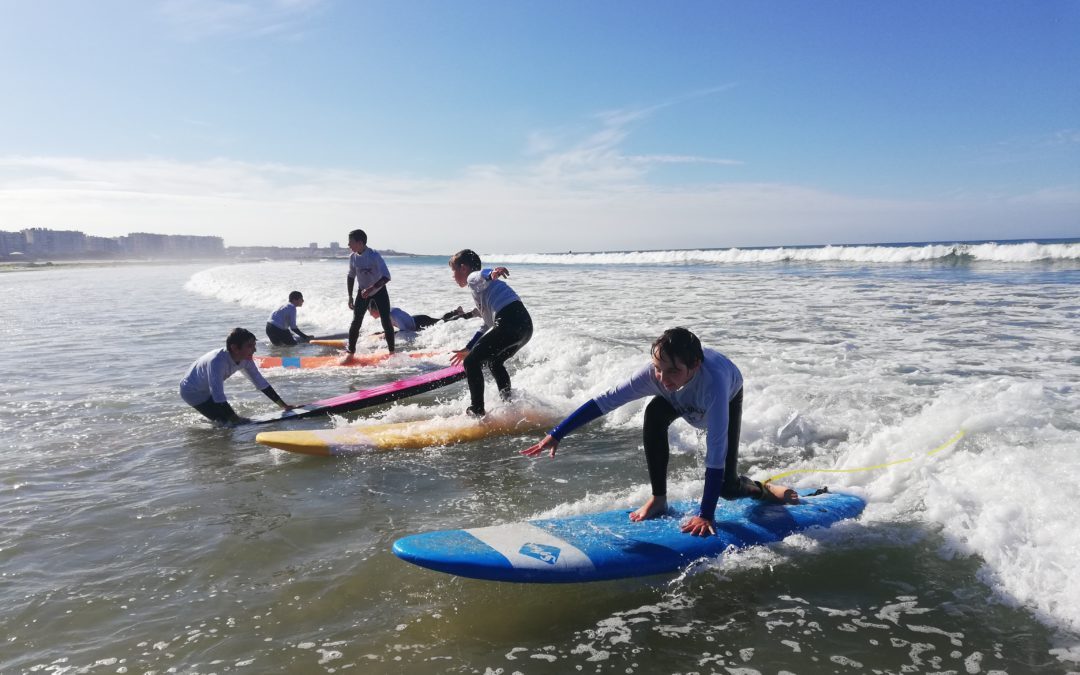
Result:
[487, 241, 1080, 265]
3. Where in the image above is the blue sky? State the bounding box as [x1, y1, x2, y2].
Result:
[0, 0, 1077, 253]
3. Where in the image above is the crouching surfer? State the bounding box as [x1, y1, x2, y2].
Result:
[522, 327, 797, 537]
[180, 327, 293, 425]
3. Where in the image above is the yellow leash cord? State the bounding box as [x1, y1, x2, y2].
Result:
[763, 429, 966, 484]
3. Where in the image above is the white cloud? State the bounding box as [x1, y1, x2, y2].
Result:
[157, 0, 326, 41]
[1, 153, 1076, 254]
[0, 96, 1075, 253]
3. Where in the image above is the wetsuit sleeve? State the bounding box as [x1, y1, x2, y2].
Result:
[261, 385, 284, 405]
[549, 400, 604, 441]
[699, 467, 724, 521]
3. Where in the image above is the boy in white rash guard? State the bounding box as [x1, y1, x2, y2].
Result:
[180, 328, 293, 425]
[522, 327, 797, 537]
[266, 291, 313, 346]
[368, 301, 469, 332]
[448, 249, 533, 417]
[345, 228, 394, 357]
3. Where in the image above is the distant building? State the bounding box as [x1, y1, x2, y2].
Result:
[85, 235, 122, 256]
[122, 232, 223, 257]
[309, 242, 318, 249]
[0, 230, 26, 256]
[23, 228, 85, 256]
[329, 242, 340, 250]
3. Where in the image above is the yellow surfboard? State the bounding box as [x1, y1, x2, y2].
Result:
[308, 338, 347, 348]
[256, 411, 555, 456]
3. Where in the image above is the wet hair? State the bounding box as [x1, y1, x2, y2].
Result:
[449, 249, 482, 271]
[348, 229, 367, 244]
[288, 290, 303, 303]
[651, 327, 704, 369]
[226, 327, 257, 351]
[367, 299, 379, 312]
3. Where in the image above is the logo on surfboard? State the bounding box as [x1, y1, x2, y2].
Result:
[519, 542, 561, 564]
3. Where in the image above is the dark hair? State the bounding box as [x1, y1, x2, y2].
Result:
[348, 229, 367, 244]
[449, 249, 482, 271]
[226, 327, 257, 351]
[368, 299, 378, 312]
[288, 290, 303, 302]
[651, 327, 704, 369]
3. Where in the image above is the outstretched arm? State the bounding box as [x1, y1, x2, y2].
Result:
[261, 385, 293, 410]
[521, 400, 604, 459]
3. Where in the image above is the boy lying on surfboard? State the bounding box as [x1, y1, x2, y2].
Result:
[523, 327, 797, 537]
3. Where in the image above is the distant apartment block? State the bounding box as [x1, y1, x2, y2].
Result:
[0, 228, 224, 259]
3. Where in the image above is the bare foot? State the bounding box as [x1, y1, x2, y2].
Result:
[629, 495, 669, 521]
[761, 482, 799, 504]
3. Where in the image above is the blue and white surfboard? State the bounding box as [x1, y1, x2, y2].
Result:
[392, 489, 865, 583]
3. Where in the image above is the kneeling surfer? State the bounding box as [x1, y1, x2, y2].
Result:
[522, 327, 797, 537]
[180, 327, 293, 425]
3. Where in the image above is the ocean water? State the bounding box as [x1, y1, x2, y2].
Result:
[1, 239, 1079, 674]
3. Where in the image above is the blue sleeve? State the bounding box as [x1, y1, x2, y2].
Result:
[698, 467, 725, 521]
[549, 400, 603, 440]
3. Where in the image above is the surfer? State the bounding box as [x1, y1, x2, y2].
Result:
[345, 228, 394, 359]
[368, 301, 469, 332]
[179, 327, 293, 425]
[448, 249, 533, 417]
[522, 327, 797, 537]
[265, 291, 313, 345]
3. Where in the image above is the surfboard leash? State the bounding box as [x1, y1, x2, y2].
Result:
[762, 429, 966, 484]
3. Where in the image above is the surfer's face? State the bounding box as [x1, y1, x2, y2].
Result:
[451, 262, 471, 287]
[229, 339, 257, 363]
[651, 351, 699, 391]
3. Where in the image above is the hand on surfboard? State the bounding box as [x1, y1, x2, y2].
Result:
[521, 434, 559, 458]
[680, 515, 716, 537]
[450, 349, 470, 366]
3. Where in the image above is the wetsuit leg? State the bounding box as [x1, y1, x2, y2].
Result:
[347, 297, 367, 353]
[485, 303, 532, 396]
[266, 322, 297, 346]
[720, 389, 744, 499]
[462, 301, 533, 411]
[413, 315, 439, 330]
[192, 399, 235, 424]
[371, 287, 395, 352]
[642, 396, 681, 497]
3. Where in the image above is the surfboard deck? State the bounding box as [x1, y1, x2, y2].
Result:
[392, 489, 865, 583]
[246, 365, 466, 425]
[255, 409, 555, 453]
[253, 350, 444, 369]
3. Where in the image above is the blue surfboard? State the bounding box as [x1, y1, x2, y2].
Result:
[392, 489, 865, 583]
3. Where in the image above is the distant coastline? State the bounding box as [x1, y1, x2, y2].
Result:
[0, 226, 417, 264]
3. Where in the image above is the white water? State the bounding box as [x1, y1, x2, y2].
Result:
[488, 240, 1080, 264]
[185, 252, 1080, 649]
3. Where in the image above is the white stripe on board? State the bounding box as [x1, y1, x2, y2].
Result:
[466, 523, 595, 572]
